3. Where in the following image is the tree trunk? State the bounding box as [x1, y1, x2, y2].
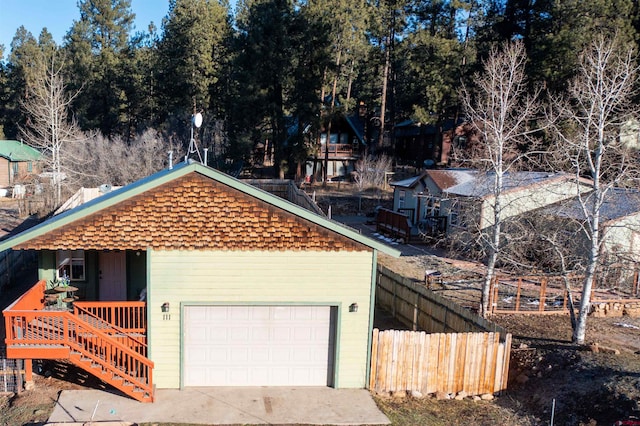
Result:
[574, 209, 600, 344]
[379, 35, 390, 148]
[481, 168, 503, 317]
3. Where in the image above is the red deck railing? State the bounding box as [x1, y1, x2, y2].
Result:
[3, 281, 153, 402]
[74, 301, 146, 334]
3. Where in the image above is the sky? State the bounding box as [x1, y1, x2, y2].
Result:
[0, 0, 171, 54]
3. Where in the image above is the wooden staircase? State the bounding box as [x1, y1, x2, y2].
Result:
[3, 281, 154, 402]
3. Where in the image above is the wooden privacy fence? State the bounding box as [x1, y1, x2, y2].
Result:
[369, 329, 511, 396]
[377, 265, 507, 335]
[245, 179, 326, 217]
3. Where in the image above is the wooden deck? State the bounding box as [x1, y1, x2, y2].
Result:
[3, 280, 153, 402]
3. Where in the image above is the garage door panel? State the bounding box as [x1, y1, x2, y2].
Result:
[184, 305, 334, 386]
[273, 327, 291, 341]
[249, 306, 269, 319]
[186, 326, 207, 343]
[209, 348, 229, 362]
[187, 347, 207, 363]
[272, 306, 292, 319]
[251, 327, 270, 341]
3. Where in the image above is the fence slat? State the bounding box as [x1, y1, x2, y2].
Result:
[369, 328, 379, 390]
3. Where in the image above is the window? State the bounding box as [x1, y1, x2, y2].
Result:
[448, 199, 465, 228]
[423, 197, 441, 218]
[398, 190, 406, 208]
[12, 162, 18, 175]
[56, 250, 85, 281]
[27, 162, 33, 173]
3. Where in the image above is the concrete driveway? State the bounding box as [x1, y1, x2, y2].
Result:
[47, 387, 390, 425]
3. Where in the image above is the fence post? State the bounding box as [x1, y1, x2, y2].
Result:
[413, 290, 419, 331]
[392, 275, 397, 317]
[2, 357, 6, 393]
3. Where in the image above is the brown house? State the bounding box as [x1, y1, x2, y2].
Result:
[0, 140, 42, 189]
[307, 114, 367, 181]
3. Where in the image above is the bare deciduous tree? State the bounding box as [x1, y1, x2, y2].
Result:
[460, 40, 544, 317]
[354, 153, 392, 191]
[551, 35, 640, 344]
[20, 51, 84, 206]
[73, 129, 185, 188]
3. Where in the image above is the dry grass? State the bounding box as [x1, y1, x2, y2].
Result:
[373, 395, 539, 426]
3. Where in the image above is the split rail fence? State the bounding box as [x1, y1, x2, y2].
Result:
[372, 265, 511, 396]
[369, 329, 511, 396]
[488, 274, 640, 315]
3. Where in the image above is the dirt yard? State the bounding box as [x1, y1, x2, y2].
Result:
[318, 184, 640, 425]
[2, 185, 640, 425]
[372, 230, 640, 423]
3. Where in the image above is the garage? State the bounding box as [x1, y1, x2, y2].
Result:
[183, 305, 336, 386]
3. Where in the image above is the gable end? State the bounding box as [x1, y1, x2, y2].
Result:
[14, 174, 369, 252]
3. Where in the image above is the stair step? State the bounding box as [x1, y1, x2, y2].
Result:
[65, 326, 153, 402]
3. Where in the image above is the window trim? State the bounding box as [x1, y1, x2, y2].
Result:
[56, 250, 86, 281]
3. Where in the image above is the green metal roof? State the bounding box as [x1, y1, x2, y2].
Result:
[0, 162, 401, 257]
[0, 140, 42, 162]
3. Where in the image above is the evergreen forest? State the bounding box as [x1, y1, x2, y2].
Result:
[1, 0, 639, 182]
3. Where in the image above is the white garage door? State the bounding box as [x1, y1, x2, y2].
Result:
[184, 305, 334, 386]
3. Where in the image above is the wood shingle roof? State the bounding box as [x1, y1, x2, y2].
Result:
[2, 163, 400, 256]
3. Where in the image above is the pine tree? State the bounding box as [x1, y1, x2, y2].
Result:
[64, 0, 135, 136]
[397, 0, 472, 125]
[232, 0, 297, 177]
[3, 27, 41, 139]
[157, 0, 232, 124]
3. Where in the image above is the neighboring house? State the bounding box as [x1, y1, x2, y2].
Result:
[306, 113, 367, 181]
[1, 162, 400, 402]
[0, 140, 42, 189]
[393, 120, 480, 168]
[393, 119, 459, 167]
[441, 171, 593, 236]
[389, 170, 593, 242]
[539, 188, 640, 265]
[389, 169, 475, 236]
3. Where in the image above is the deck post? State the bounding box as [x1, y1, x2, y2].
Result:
[23, 359, 34, 390]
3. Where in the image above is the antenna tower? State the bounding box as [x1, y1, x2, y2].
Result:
[186, 109, 204, 164]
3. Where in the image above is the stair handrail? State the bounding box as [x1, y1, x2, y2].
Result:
[4, 309, 154, 398]
[73, 304, 148, 352]
[61, 311, 154, 398]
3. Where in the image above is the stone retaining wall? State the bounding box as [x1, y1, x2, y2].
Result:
[590, 301, 640, 317]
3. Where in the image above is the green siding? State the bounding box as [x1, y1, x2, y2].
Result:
[147, 250, 374, 389]
[38, 250, 55, 283]
[126, 251, 147, 300]
[38, 250, 97, 300]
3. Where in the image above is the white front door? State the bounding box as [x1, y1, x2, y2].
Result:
[183, 305, 335, 387]
[98, 251, 127, 301]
